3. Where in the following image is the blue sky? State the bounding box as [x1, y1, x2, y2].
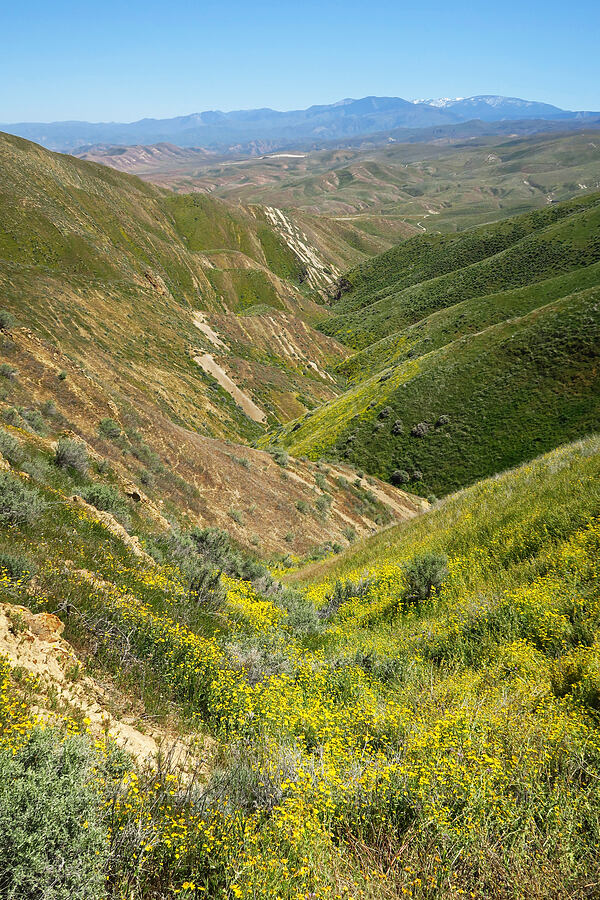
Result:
[3, 0, 599, 122]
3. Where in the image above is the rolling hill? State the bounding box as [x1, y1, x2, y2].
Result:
[272, 192, 600, 495]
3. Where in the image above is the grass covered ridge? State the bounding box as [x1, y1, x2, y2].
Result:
[273, 191, 600, 495]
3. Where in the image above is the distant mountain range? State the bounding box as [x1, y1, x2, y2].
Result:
[2, 95, 598, 154]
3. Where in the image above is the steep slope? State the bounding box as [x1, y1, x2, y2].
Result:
[272, 193, 600, 494]
[0, 130, 351, 436]
[0, 132, 422, 553]
[2, 431, 599, 899]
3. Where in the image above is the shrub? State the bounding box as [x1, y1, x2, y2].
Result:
[0, 428, 24, 466]
[411, 422, 431, 438]
[436, 414, 451, 427]
[0, 729, 107, 900]
[0, 551, 34, 582]
[21, 458, 52, 481]
[402, 552, 448, 610]
[315, 494, 332, 516]
[139, 468, 154, 487]
[79, 483, 129, 520]
[188, 564, 224, 609]
[41, 399, 58, 417]
[0, 363, 16, 379]
[55, 437, 88, 474]
[378, 406, 393, 419]
[0, 309, 15, 331]
[314, 472, 328, 491]
[392, 420, 404, 435]
[412, 470, 423, 481]
[57, 370, 67, 381]
[20, 408, 46, 435]
[270, 447, 289, 467]
[190, 526, 266, 581]
[319, 577, 374, 620]
[97, 417, 122, 439]
[285, 531, 294, 543]
[295, 499, 309, 514]
[0, 472, 45, 525]
[1, 407, 22, 427]
[342, 525, 356, 542]
[391, 469, 411, 486]
[228, 507, 243, 525]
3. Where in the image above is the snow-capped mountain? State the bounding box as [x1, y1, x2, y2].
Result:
[416, 95, 570, 120]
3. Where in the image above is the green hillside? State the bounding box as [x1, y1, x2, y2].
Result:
[0, 131, 349, 442]
[272, 193, 600, 494]
[321, 191, 600, 349]
[2, 429, 600, 899]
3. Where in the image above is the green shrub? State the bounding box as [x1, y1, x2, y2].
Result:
[0, 363, 17, 379]
[57, 370, 67, 381]
[391, 469, 410, 486]
[402, 552, 448, 610]
[319, 577, 374, 620]
[228, 507, 243, 525]
[97, 417, 122, 439]
[0, 428, 24, 466]
[0, 551, 34, 582]
[270, 447, 289, 467]
[19, 408, 46, 435]
[55, 437, 88, 474]
[188, 564, 224, 610]
[0, 729, 107, 900]
[410, 422, 431, 438]
[79, 484, 129, 521]
[315, 494, 332, 517]
[41, 399, 58, 417]
[0, 309, 15, 331]
[139, 468, 154, 487]
[295, 500, 309, 514]
[0, 472, 45, 525]
[2, 407, 22, 427]
[314, 472, 328, 491]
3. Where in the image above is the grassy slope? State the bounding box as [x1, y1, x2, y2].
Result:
[272, 193, 600, 495]
[0, 131, 347, 439]
[3, 425, 600, 898]
[321, 192, 600, 349]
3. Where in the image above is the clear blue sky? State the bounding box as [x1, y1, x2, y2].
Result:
[3, 0, 599, 122]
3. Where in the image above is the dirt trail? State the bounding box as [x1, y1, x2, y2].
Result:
[192, 311, 227, 350]
[194, 353, 267, 423]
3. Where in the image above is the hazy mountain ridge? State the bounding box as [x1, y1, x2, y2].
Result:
[3, 94, 598, 153]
